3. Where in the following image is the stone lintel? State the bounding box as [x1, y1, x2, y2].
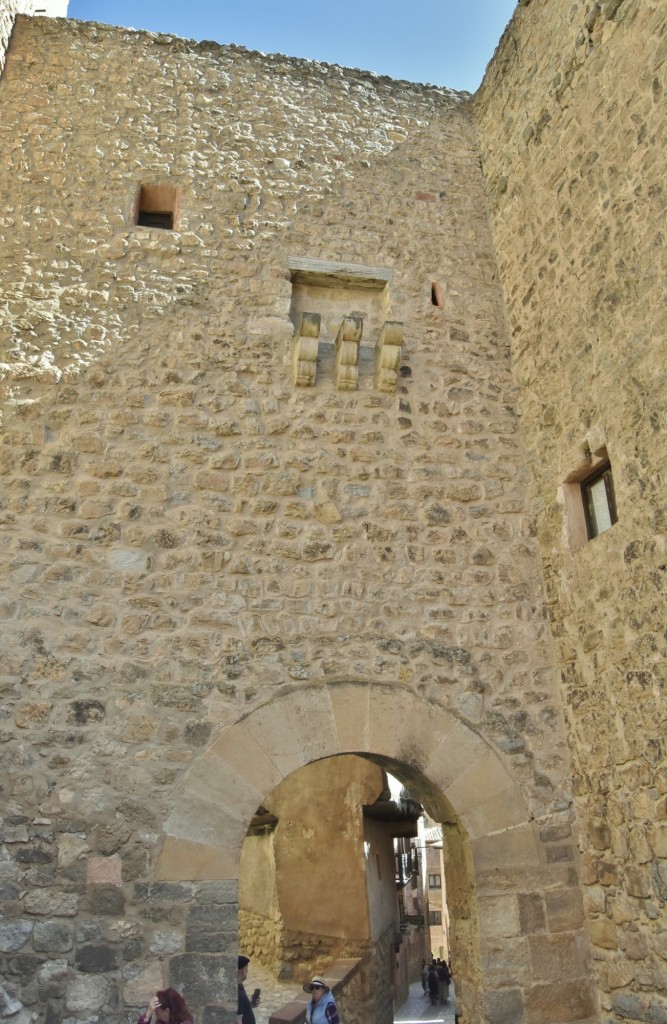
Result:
[288, 257, 392, 290]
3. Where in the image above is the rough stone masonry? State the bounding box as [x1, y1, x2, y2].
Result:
[0, 0, 664, 1023]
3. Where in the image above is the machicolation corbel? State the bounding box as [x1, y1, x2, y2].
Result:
[334, 315, 363, 391]
[293, 312, 321, 387]
[375, 321, 404, 393]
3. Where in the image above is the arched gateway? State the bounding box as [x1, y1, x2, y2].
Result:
[155, 683, 597, 1024]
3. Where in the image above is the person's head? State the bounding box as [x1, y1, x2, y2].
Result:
[155, 989, 191, 1024]
[303, 977, 329, 1004]
[237, 955, 250, 983]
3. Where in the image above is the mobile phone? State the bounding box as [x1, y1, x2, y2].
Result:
[251, 989, 261, 1007]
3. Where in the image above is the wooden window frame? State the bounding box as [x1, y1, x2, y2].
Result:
[582, 461, 618, 540]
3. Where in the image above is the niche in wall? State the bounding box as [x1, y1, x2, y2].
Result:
[288, 257, 402, 391]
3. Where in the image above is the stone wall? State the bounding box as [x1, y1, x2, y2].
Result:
[476, 1, 667, 1021]
[337, 926, 394, 1024]
[0, 0, 28, 74]
[238, 909, 284, 976]
[0, 11, 596, 1024]
[239, 757, 390, 980]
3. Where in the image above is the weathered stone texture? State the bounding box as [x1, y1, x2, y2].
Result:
[476, 0, 667, 1020]
[0, 0, 29, 74]
[3, 0, 662, 1020]
[0, 13, 580, 1015]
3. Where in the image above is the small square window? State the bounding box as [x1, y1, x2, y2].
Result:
[135, 184, 178, 230]
[582, 462, 617, 540]
[562, 446, 618, 551]
[428, 910, 442, 926]
[428, 873, 442, 889]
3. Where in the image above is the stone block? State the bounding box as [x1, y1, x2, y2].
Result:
[329, 684, 369, 752]
[472, 823, 542, 873]
[528, 933, 588, 982]
[133, 882, 195, 903]
[481, 936, 531, 985]
[284, 687, 341, 765]
[23, 891, 78, 917]
[545, 888, 585, 932]
[106, 547, 150, 572]
[518, 893, 546, 935]
[156, 837, 239, 882]
[207, 723, 285, 804]
[122, 960, 166, 1007]
[33, 921, 73, 953]
[588, 917, 618, 950]
[482, 987, 524, 1024]
[37, 959, 69, 1000]
[75, 943, 121, 973]
[180, 755, 266, 829]
[523, 980, 597, 1023]
[626, 865, 651, 898]
[611, 992, 652, 1021]
[87, 854, 122, 886]
[463, 783, 528, 839]
[607, 962, 636, 989]
[195, 881, 238, 905]
[242, 699, 309, 780]
[478, 894, 521, 939]
[367, 685, 453, 772]
[0, 920, 33, 952]
[445, 748, 517, 811]
[149, 929, 184, 955]
[65, 975, 112, 1014]
[185, 904, 237, 953]
[425, 717, 511, 799]
[169, 953, 233, 1005]
[163, 794, 248, 854]
[87, 885, 125, 915]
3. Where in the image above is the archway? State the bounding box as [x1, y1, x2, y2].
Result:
[155, 683, 597, 1024]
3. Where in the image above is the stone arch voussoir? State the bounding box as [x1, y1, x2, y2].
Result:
[158, 681, 537, 880]
[156, 682, 597, 1024]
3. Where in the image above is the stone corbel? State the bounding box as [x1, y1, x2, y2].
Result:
[292, 312, 321, 387]
[375, 321, 404, 393]
[334, 315, 363, 391]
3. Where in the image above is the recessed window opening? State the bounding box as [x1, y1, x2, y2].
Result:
[582, 461, 617, 540]
[431, 282, 444, 308]
[429, 873, 442, 889]
[136, 184, 178, 230]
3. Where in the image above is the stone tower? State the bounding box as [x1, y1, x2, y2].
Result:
[0, 2, 664, 1024]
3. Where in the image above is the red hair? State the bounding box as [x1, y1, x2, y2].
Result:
[157, 989, 192, 1024]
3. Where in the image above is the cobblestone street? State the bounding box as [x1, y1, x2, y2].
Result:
[394, 980, 456, 1024]
[247, 969, 455, 1024]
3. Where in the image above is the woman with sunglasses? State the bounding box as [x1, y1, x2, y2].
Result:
[139, 988, 193, 1024]
[302, 976, 340, 1024]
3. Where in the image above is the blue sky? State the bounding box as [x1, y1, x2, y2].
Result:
[67, 1, 517, 93]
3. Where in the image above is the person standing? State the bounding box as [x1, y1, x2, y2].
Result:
[436, 959, 451, 1005]
[421, 959, 429, 994]
[427, 964, 439, 1006]
[237, 955, 255, 1024]
[303, 976, 340, 1024]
